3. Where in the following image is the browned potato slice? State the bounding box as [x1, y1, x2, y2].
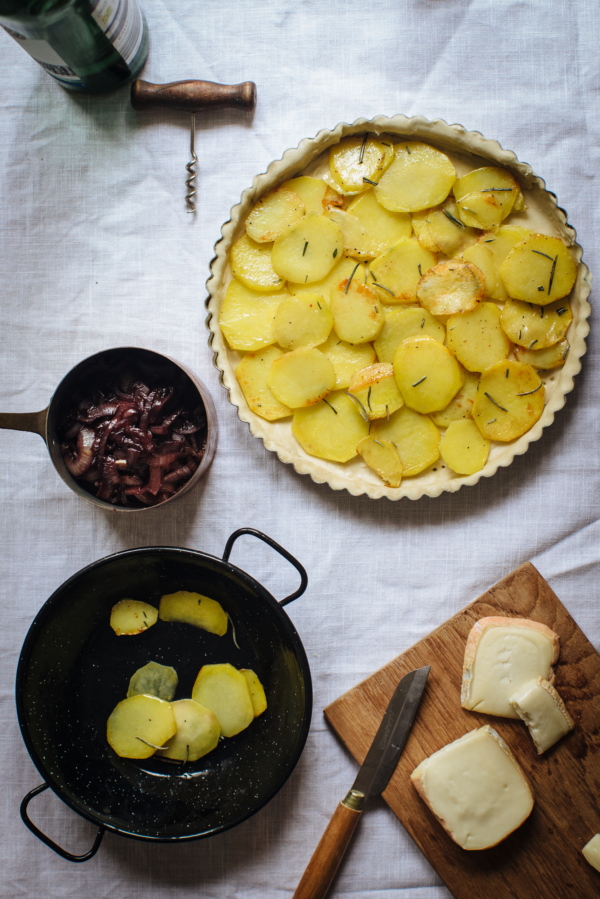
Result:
[346, 190, 412, 257]
[480, 225, 533, 267]
[127, 662, 178, 701]
[329, 135, 394, 192]
[267, 347, 335, 408]
[235, 346, 292, 421]
[271, 214, 343, 284]
[356, 436, 403, 488]
[500, 298, 572, 348]
[325, 208, 371, 259]
[246, 186, 305, 243]
[514, 340, 569, 370]
[374, 142, 456, 213]
[372, 406, 440, 476]
[192, 663, 255, 738]
[292, 390, 369, 462]
[348, 363, 404, 420]
[370, 238, 437, 303]
[456, 192, 503, 230]
[462, 243, 506, 302]
[374, 307, 445, 363]
[430, 369, 479, 427]
[454, 166, 519, 228]
[219, 280, 285, 352]
[447, 303, 511, 372]
[274, 293, 333, 349]
[499, 233, 577, 304]
[110, 599, 158, 635]
[288, 257, 365, 304]
[440, 419, 491, 475]
[230, 233, 285, 292]
[319, 332, 377, 389]
[394, 336, 464, 414]
[158, 699, 221, 762]
[412, 198, 477, 257]
[281, 176, 328, 215]
[330, 276, 384, 344]
[241, 669, 267, 717]
[159, 591, 228, 636]
[473, 361, 544, 441]
[107, 694, 176, 759]
[416, 261, 484, 317]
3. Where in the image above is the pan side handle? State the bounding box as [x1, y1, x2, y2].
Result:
[222, 528, 308, 606]
[20, 783, 105, 863]
[0, 409, 48, 441]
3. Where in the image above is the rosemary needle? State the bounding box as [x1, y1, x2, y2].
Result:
[345, 262, 361, 293]
[359, 133, 368, 164]
[323, 398, 338, 414]
[517, 384, 542, 396]
[443, 209, 465, 230]
[412, 376, 427, 387]
[484, 392, 507, 412]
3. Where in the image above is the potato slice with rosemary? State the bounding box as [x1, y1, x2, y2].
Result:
[430, 369, 480, 427]
[292, 390, 369, 462]
[480, 225, 533, 268]
[514, 340, 570, 370]
[110, 599, 158, 636]
[159, 591, 228, 636]
[447, 302, 511, 372]
[500, 298, 572, 349]
[348, 363, 404, 420]
[192, 664, 254, 738]
[319, 332, 377, 389]
[325, 208, 371, 259]
[453, 166, 519, 228]
[394, 336, 464, 414]
[267, 347, 335, 408]
[329, 134, 394, 193]
[370, 238, 437, 303]
[235, 346, 292, 421]
[158, 699, 220, 762]
[374, 141, 456, 213]
[372, 406, 440, 476]
[271, 213, 343, 284]
[356, 435, 403, 488]
[274, 293, 333, 349]
[440, 419, 491, 475]
[473, 360, 544, 442]
[456, 191, 503, 230]
[412, 198, 476, 257]
[374, 306, 445, 364]
[107, 694, 176, 759]
[346, 190, 412, 257]
[241, 669, 267, 717]
[281, 176, 329, 215]
[219, 280, 285, 352]
[127, 662, 178, 701]
[416, 261, 484, 318]
[499, 233, 577, 304]
[330, 275, 384, 344]
[230, 233, 285, 292]
[246, 186, 305, 243]
[288, 257, 364, 304]
[462, 243, 506, 302]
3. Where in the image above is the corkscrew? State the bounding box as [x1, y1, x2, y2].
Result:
[131, 79, 257, 214]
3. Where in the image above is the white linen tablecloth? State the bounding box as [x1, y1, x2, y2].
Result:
[0, 1, 598, 896]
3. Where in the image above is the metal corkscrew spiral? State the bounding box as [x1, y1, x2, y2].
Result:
[185, 113, 198, 213]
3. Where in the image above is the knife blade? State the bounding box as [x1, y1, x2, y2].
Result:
[292, 665, 430, 899]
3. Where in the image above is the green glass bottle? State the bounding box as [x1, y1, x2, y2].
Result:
[0, 0, 149, 94]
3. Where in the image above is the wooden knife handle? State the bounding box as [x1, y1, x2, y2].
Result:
[130, 79, 256, 113]
[293, 802, 362, 899]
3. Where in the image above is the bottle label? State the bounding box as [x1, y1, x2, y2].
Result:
[2, 26, 81, 84]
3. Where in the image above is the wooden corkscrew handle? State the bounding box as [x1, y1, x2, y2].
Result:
[130, 79, 256, 113]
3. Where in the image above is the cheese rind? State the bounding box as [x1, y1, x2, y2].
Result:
[461, 616, 560, 718]
[582, 834, 600, 872]
[509, 677, 574, 754]
[411, 726, 534, 850]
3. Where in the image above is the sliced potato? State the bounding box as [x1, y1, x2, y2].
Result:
[330, 276, 384, 344]
[372, 406, 440, 476]
[271, 213, 343, 284]
[447, 302, 511, 372]
[416, 261, 485, 318]
[158, 699, 220, 762]
[473, 360, 545, 441]
[267, 347, 335, 408]
[454, 166, 519, 228]
[348, 362, 404, 420]
[110, 599, 158, 636]
[394, 336, 464, 414]
[374, 306, 445, 364]
[374, 142, 456, 213]
[281, 176, 328, 215]
[430, 369, 480, 427]
[356, 435, 403, 487]
[192, 663, 254, 738]
[480, 225, 533, 268]
[107, 694, 176, 759]
[241, 669, 268, 717]
[288, 257, 364, 304]
[455, 191, 502, 230]
[329, 135, 394, 192]
[369, 238, 437, 303]
[274, 293, 333, 349]
[319, 332, 377, 389]
[411, 198, 476, 257]
[127, 662, 178, 701]
[323, 185, 345, 209]
[500, 298, 572, 349]
[440, 419, 491, 475]
[246, 186, 305, 243]
[514, 340, 569, 370]
[325, 208, 371, 259]
[499, 233, 577, 304]
[159, 591, 228, 636]
[230, 233, 285, 292]
[292, 390, 369, 462]
[219, 280, 285, 351]
[346, 190, 412, 257]
[462, 243, 506, 302]
[235, 346, 293, 421]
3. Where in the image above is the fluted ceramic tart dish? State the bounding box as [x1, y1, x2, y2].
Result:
[206, 116, 591, 500]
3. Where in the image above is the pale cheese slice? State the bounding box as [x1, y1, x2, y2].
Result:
[461, 617, 560, 719]
[509, 677, 574, 754]
[582, 834, 600, 872]
[410, 725, 534, 850]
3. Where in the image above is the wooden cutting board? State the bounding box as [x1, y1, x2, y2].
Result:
[324, 563, 600, 899]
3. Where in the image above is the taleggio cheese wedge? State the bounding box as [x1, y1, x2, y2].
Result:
[411, 725, 534, 850]
[461, 616, 560, 718]
[582, 834, 600, 872]
[509, 677, 574, 754]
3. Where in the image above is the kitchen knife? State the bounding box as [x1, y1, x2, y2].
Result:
[292, 664, 430, 899]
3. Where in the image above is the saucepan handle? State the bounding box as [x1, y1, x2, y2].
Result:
[20, 783, 105, 863]
[222, 528, 308, 606]
[0, 409, 47, 441]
